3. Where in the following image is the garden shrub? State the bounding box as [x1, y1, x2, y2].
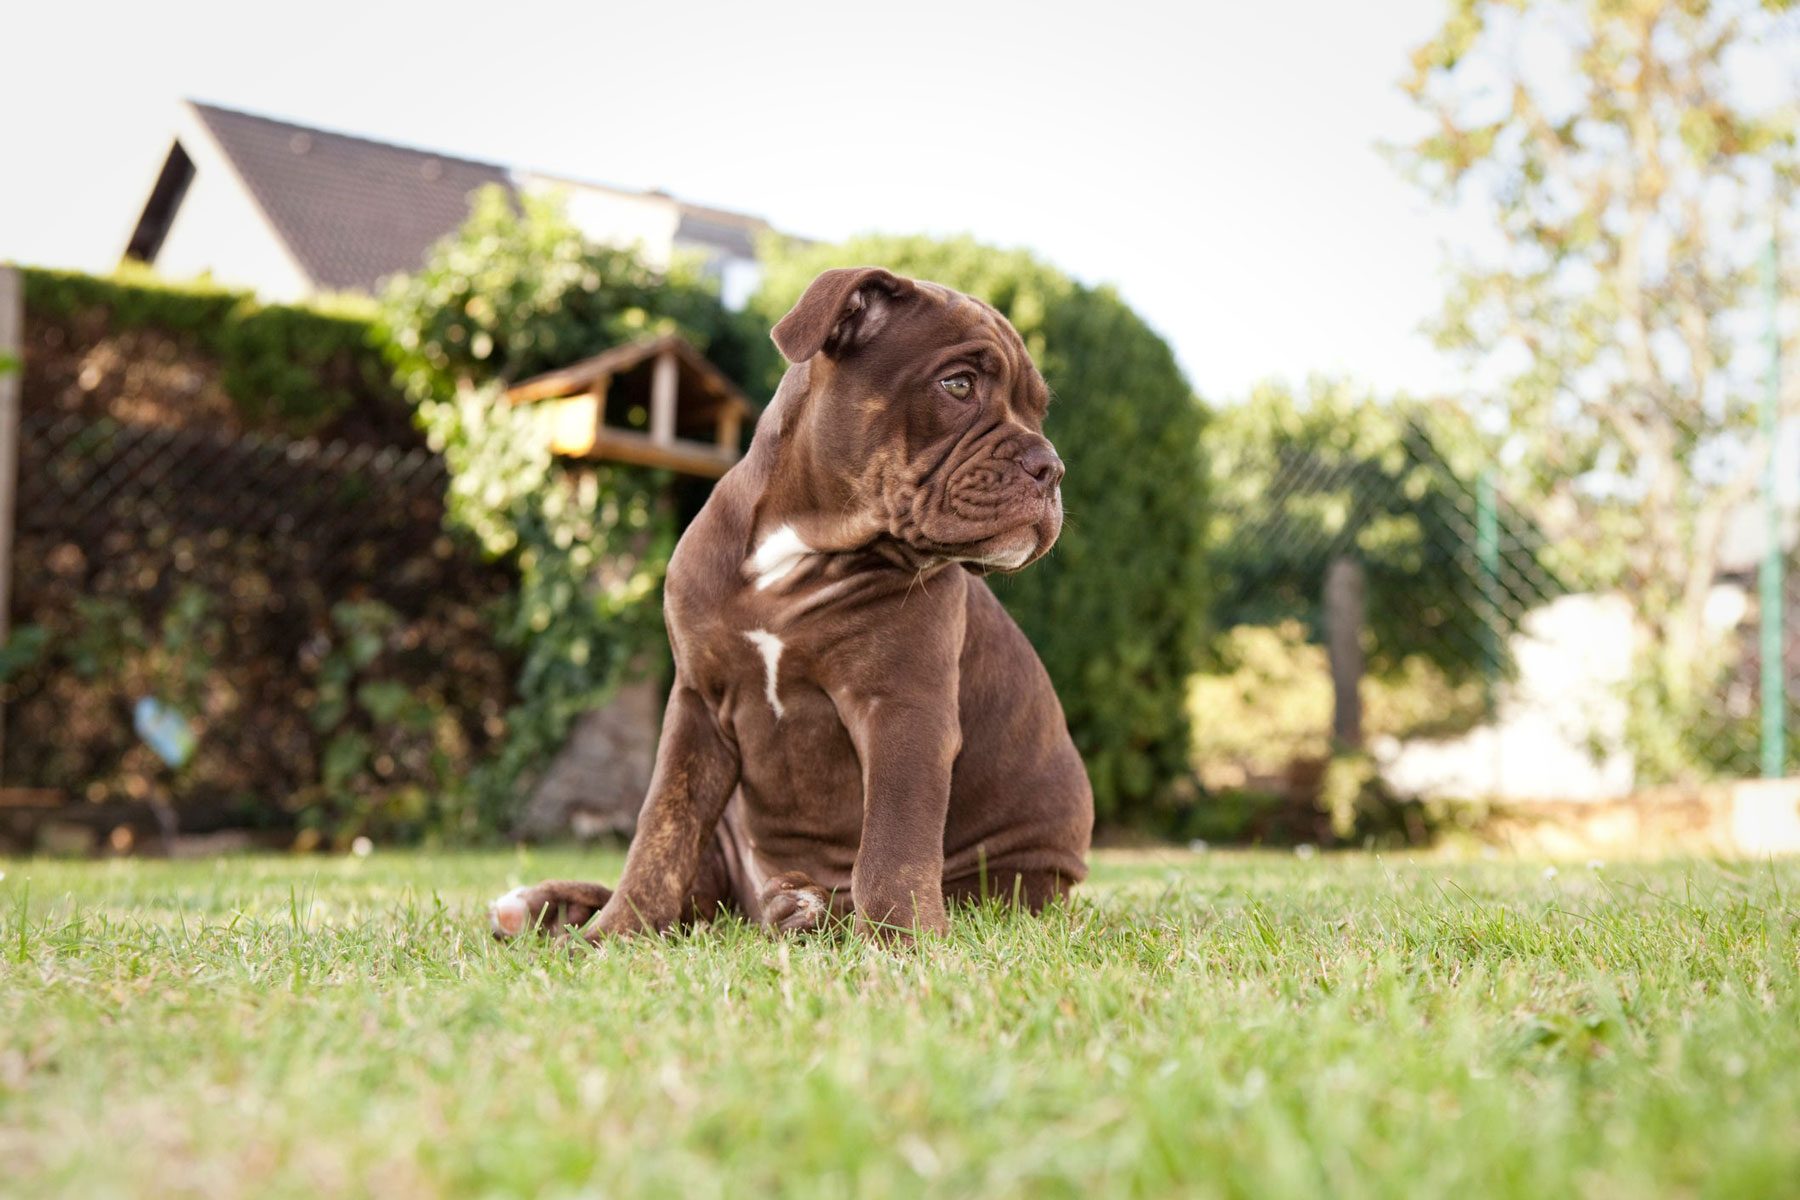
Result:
[751, 235, 1211, 825]
[378, 186, 758, 403]
[1184, 621, 1487, 847]
[20, 264, 403, 440]
[2, 470, 516, 841]
[379, 188, 750, 825]
[1189, 622, 1488, 793]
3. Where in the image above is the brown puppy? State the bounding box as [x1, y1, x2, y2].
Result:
[490, 268, 1092, 939]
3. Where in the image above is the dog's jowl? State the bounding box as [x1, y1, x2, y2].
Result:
[491, 267, 1093, 940]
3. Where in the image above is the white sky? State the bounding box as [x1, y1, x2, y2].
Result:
[2, 0, 1464, 401]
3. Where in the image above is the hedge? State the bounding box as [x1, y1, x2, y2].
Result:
[751, 236, 1212, 825]
[20, 266, 403, 437]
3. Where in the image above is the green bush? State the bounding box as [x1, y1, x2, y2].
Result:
[1205, 380, 1561, 685]
[378, 185, 758, 403]
[21, 265, 395, 435]
[1190, 623, 1490, 793]
[23, 264, 242, 337]
[380, 188, 747, 826]
[217, 302, 394, 431]
[1184, 622, 1486, 847]
[751, 235, 1210, 825]
[288, 600, 486, 846]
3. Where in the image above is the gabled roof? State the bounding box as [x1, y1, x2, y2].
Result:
[135, 102, 785, 297]
[188, 102, 513, 294]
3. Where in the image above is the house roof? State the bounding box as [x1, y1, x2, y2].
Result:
[189, 102, 514, 294]
[674, 202, 766, 260]
[145, 102, 783, 295]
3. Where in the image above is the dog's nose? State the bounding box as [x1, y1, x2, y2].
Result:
[1019, 443, 1065, 492]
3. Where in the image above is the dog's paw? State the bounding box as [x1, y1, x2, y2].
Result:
[759, 871, 833, 934]
[489, 886, 535, 939]
[488, 879, 614, 940]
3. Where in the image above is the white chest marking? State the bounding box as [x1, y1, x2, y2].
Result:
[748, 524, 814, 590]
[744, 628, 786, 720]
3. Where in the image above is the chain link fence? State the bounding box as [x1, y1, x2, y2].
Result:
[1194, 404, 1798, 827]
[4, 400, 1793, 850]
[1, 412, 516, 848]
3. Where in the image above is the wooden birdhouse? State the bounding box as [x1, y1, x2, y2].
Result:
[505, 333, 754, 478]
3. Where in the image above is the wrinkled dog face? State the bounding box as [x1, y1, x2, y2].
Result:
[772, 268, 1065, 572]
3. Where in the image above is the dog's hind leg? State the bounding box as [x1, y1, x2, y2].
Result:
[489, 829, 739, 939]
[489, 879, 612, 939]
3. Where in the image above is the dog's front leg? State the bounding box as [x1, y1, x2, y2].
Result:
[824, 585, 967, 940]
[843, 699, 960, 938]
[587, 683, 738, 938]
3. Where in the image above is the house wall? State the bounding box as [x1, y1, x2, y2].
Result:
[1375, 593, 1639, 802]
[520, 174, 683, 268]
[518, 174, 762, 309]
[153, 162, 312, 301]
[704, 252, 763, 311]
[151, 119, 312, 302]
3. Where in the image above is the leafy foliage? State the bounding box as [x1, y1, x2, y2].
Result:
[1185, 621, 1490, 846]
[20, 265, 395, 436]
[5, 487, 514, 841]
[1189, 621, 1489, 792]
[8, 585, 225, 811]
[0, 624, 48, 685]
[379, 185, 758, 403]
[411, 385, 673, 829]
[1207, 379, 1560, 684]
[288, 600, 490, 846]
[381, 189, 743, 825]
[1191, 382, 1569, 842]
[751, 235, 1210, 824]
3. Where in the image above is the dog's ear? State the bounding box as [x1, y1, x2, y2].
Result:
[771, 267, 914, 363]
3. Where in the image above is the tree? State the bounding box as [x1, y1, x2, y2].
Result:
[1398, 0, 1799, 774]
[751, 235, 1210, 824]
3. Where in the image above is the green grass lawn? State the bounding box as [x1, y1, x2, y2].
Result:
[2, 849, 1796, 1199]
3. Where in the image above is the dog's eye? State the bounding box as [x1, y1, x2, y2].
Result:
[939, 374, 974, 401]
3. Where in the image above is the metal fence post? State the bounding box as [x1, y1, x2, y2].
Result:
[1761, 219, 1786, 779]
[1477, 468, 1502, 715]
[0, 266, 21, 782]
[1324, 556, 1365, 750]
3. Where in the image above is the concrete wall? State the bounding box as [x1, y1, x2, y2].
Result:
[514, 678, 662, 841]
[1483, 778, 1800, 857]
[1377, 593, 1638, 802]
